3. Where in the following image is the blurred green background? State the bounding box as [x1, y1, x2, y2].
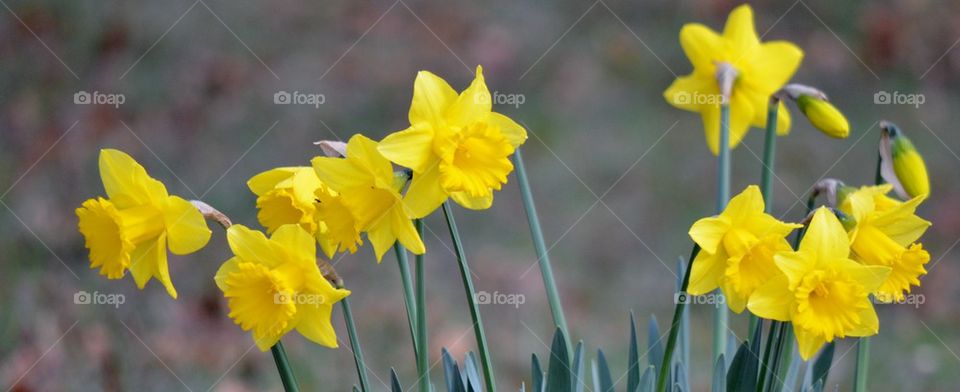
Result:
[1, 0, 958, 390]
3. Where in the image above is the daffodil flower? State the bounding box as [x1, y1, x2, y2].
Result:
[664, 4, 803, 154]
[839, 184, 931, 302]
[76, 149, 211, 298]
[687, 185, 801, 312]
[215, 224, 350, 351]
[748, 208, 891, 360]
[377, 66, 528, 218]
[247, 167, 361, 258]
[312, 134, 425, 260]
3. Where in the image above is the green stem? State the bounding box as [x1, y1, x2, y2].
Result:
[341, 297, 371, 392]
[756, 320, 779, 392]
[442, 202, 496, 392]
[394, 243, 420, 361]
[656, 245, 700, 392]
[512, 147, 572, 358]
[854, 337, 870, 392]
[714, 103, 731, 362]
[771, 324, 794, 392]
[271, 341, 300, 392]
[752, 97, 780, 347]
[414, 220, 429, 392]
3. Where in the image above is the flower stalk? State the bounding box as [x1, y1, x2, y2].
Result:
[271, 342, 300, 392]
[442, 202, 496, 392]
[394, 243, 420, 361]
[415, 220, 429, 392]
[512, 147, 572, 358]
[340, 296, 371, 392]
[714, 101, 731, 362]
[657, 245, 700, 392]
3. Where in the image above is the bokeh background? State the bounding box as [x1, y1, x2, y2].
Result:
[2, 0, 959, 390]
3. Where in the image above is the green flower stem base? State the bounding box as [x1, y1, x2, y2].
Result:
[341, 297, 371, 392]
[714, 103, 731, 362]
[442, 202, 496, 392]
[415, 220, 429, 392]
[394, 243, 420, 361]
[271, 341, 300, 392]
[657, 245, 701, 392]
[854, 337, 870, 392]
[512, 147, 572, 358]
[752, 97, 780, 342]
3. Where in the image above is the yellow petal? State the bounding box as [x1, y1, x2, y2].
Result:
[129, 234, 177, 299]
[776, 101, 792, 136]
[721, 278, 748, 314]
[247, 167, 299, 196]
[345, 134, 396, 186]
[295, 302, 339, 348]
[391, 206, 426, 255]
[722, 4, 760, 54]
[794, 327, 827, 361]
[839, 261, 891, 294]
[847, 305, 880, 337]
[721, 185, 764, 224]
[663, 74, 718, 112]
[746, 274, 792, 321]
[688, 216, 730, 254]
[450, 191, 494, 210]
[214, 257, 242, 292]
[164, 196, 211, 255]
[870, 195, 930, 245]
[378, 125, 438, 173]
[679, 23, 724, 71]
[227, 225, 281, 268]
[687, 250, 726, 295]
[742, 41, 804, 94]
[312, 156, 368, 192]
[270, 224, 317, 265]
[409, 70, 458, 126]
[701, 92, 755, 155]
[366, 215, 397, 262]
[99, 149, 168, 209]
[401, 165, 448, 219]
[489, 112, 528, 148]
[447, 65, 492, 127]
[800, 208, 850, 262]
[774, 251, 815, 288]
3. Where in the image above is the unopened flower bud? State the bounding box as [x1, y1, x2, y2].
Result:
[879, 121, 930, 199]
[796, 95, 850, 139]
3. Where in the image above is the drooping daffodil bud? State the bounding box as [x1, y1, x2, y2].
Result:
[780, 84, 850, 139]
[879, 121, 930, 199]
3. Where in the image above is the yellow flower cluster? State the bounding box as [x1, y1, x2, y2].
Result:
[689, 185, 930, 360]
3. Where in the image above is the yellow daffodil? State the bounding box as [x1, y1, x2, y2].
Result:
[687, 185, 801, 312]
[76, 149, 211, 298]
[748, 208, 891, 360]
[838, 184, 931, 302]
[377, 66, 528, 218]
[215, 224, 350, 351]
[247, 167, 362, 258]
[664, 4, 802, 154]
[312, 134, 425, 261]
[880, 123, 930, 199]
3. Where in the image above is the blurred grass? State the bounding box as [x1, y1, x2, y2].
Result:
[2, 0, 960, 390]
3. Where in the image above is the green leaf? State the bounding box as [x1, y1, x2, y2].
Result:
[638, 365, 655, 392]
[572, 341, 585, 392]
[464, 352, 483, 391]
[593, 350, 614, 392]
[353, 386, 360, 392]
[627, 312, 640, 392]
[532, 354, 544, 392]
[390, 368, 403, 392]
[648, 315, 664, 377]
[810, 342, 835, 389]
[725, 342, 758, 392]
[781, 348, 802, 392]
[711, 354, 725, 392]
[442, 349, 465, 392]
[546, 328, 572, 392]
